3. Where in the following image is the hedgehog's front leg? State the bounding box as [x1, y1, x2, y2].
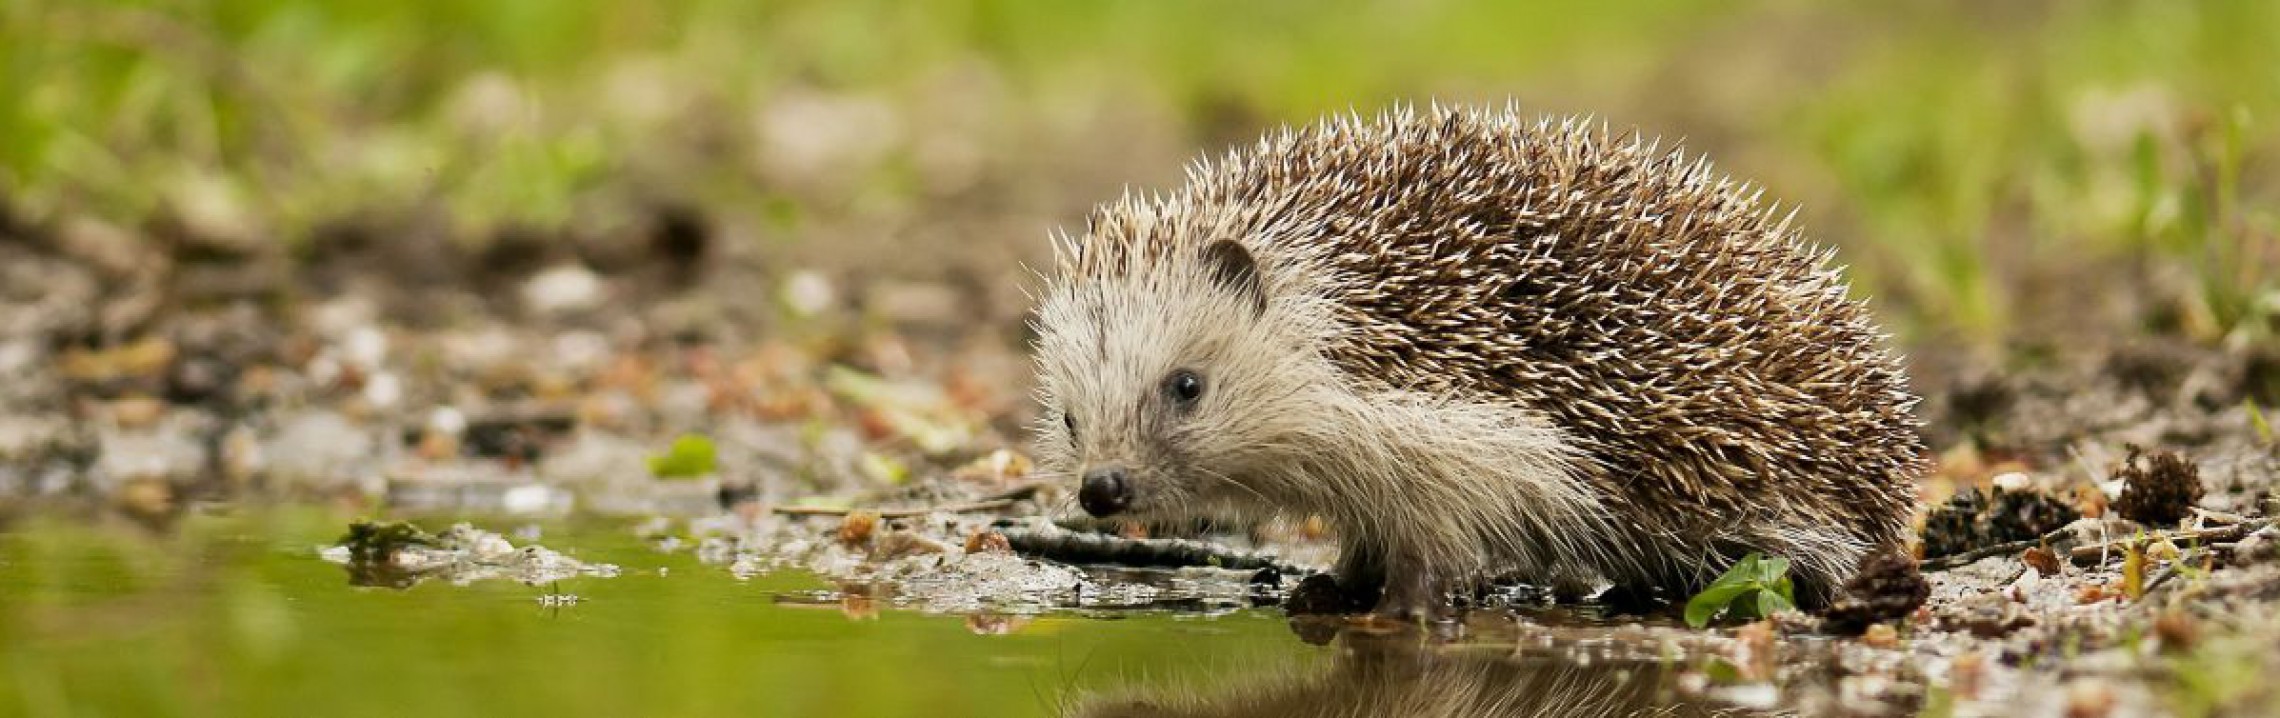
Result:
[1372, 559, 1448, 621]
[1333, 525, 1451, 619]
[1330, 537, 1387, 605]
[1286, 535, 1386, 615]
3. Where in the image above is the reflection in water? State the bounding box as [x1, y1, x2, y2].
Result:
[1072, 619, 1777, 718]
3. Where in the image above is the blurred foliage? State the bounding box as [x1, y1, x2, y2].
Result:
[648, 433, 718, 479]
[2, 0, 2278, 344]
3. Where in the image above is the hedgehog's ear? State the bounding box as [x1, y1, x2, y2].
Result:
[1201, 239, 1266, 316]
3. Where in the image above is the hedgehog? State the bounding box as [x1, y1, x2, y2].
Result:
[1030, 105, 1927, 618]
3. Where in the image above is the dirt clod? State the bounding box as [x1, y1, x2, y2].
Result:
[2110, 447, 2204, 526]
[1822, 549, 1932, 635]
[2152, 610, 2199, 654]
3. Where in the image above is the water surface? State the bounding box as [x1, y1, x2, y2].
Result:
[0, 510, 1321, 717]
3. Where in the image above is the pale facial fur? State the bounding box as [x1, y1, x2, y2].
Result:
[1032, 239, 1335, 519]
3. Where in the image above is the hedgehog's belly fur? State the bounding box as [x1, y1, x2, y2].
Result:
[1267, 384, 1890, 615]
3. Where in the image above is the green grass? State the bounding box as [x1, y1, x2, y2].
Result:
[3, 0, 2277, 344]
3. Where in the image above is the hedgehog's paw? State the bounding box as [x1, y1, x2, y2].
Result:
[1370, 569, 1450, 623]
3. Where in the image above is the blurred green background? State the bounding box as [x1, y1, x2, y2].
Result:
[4, 0, 2277, 346]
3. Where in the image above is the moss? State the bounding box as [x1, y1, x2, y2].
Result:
[338, 520, 435, 565]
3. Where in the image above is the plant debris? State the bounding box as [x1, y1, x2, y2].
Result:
[320, 520, 621, 589]
[2110, 447, 2206, 526]
[1921, 486, 2082, 559]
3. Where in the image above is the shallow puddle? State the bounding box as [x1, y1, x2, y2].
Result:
[0, 511, 1798, 717]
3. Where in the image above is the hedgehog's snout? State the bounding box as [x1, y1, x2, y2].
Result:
[1078, 466, 1133, 517]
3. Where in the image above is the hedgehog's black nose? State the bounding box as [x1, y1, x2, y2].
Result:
[1079, 466, 1132, 517]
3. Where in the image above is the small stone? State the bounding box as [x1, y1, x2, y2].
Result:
[963, 530, 1012, 555]
[342, 326, 388, 368]
[1859, 623, 1901, 648]
[500, 484, 564, 515]
[2151, 610, 2198, 654]
[362, 371, 402, 409]
[781, 270, 835, 317]
[428, 407, 468, 436]
[838, 511, 879, 547]
[114, 478, 175, 524]
[105, 397, 168, 428]
[522, 264, 605, 315]
[1991, 471, 2032, 492]
[469, 533, 516, 560]
[2233, 526, 2279, 564]
[2064, 681, 2115, 718]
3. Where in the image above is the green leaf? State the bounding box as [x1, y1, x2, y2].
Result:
[648, 434, 719, 479]
[1686, 552, 1797, 628]
[1754, 588, 1794, 619]
[1756, 556, 1790, 585]
[1685, 583, 1752, 628]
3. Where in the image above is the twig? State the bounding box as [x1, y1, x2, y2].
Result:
[2068, 519, 2272, 566]
[2191, 507, 2249, 525]
[772, 498, 1014, 519]
[979, 482, 1047, 503]
[998, 527, 1307, 575]
[1921, 525, 2078, 572]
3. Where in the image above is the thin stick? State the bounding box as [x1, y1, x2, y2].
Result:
[772, 498, 1015, 519]
[2142, 547, 2210, 595]
[998, 527, 1306, 575]
[2190, 507, 2249, 525]
[2068, 519, 2272, 566]
[1920, 525, 2077, 572]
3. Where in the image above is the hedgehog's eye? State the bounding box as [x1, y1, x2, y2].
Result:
[1163, 369, 1205, 409]
[1063, 411, 1078, 442]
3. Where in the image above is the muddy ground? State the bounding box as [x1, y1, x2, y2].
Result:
[3, 225, 2279, 717]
